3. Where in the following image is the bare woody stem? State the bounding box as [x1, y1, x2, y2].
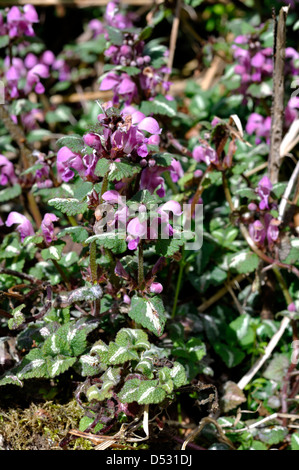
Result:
[269, 6, 289, 184]
[164, 0, 182, 85]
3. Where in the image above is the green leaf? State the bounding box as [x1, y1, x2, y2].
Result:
[94, 158, 110, 177]
[118, 378, 141, 403]
[170, 362, 188, 388]
[228, 314, 255, 348]
[90, 340, 109, 363]
[87, 367, 121, 401]
[48, 197, 88, 216]
[0, 35, 9, 48]
[135, 357, 154, 378]
[213, 342, 245, 368]
[42, 322, 87, 358]
[46, 355, 77, 378]
[271, 182, 288, 199]
[58, 226, 89, 243]
[129, 189, 159, 206]
[8, 303, 26, 330]
[56, 134, 84, 153]
[137, 380, 166, 404]
[228, 250, 259, 274]
[107, 342, 139, 364]
[115, 328, 150, 350]
[129, 296, 166, 337]
[66, 285, 103, 304]
[0, 184, 22, 202]
[27, 129, 52, 143]
[263, 354, 289, 383]
[139, 94, 177, 117]
[0, 372, 23, 387]
[257, 425, 288, 445]
[79, 354, 103, 377]
[16, 348, 48, 380]
[106, 25, 123, 45]
[139, 25, 153, 41]
[154, 153, 173, 167]
[291, 433, 299, 450]
[85, 233, 127, 254]
[155, 232, 194, 257]
[41, 241, 65, 261]
[107, 161, 142, 181]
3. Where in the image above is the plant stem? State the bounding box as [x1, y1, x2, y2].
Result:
[171, 246, 185, 318]
[269, 6, 289, 184]
[89, 240, 97, 284]
[52, 259, 71, 290]
[164, 0, 182, 84]
[138, 242, 144, 288]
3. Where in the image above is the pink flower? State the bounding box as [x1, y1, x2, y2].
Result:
[56, 146, 84, 182]
[192, 145, 218, 166]
[6, 212, 34, 242]
[257, 175, 272, 210]
[249, 220, 266, 245]
[41, 213, 59, 244]
[0, 155, 18, 186]
[6, 4, 38, 38]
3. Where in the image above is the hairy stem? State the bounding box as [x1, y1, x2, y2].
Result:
[138, 242, 144, 288]
[171, 246, 185, 318]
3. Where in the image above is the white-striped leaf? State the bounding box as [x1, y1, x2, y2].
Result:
[129, 296, 166, 337]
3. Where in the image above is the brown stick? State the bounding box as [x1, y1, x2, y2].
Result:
[165, 0, 182, 84]
[269, 6, 289, 184]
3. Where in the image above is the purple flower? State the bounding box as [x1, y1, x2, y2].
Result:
[100, 72, 138, 105]
[249, 220, 266, 245]
[257, 175, 272, 210]
[140, 166, 166, 197]
[123, 294, 131, 305]
[56, 146, 84, 182]
[6, 4, 38, 38]
[0, 155, 18, 186]
[138, 117, 161, 135]
[41, 213, 59, 244]
[192, 145, 218, 166]
[149, 282, 163, 294]
[26, 63, 50, 94]
[264, 213, 280, 247]
[288, 302, 296, 312]
[170, 158, 183, 183]
[246, 113, 271, 144]
[6, 212, 34, 242]
[266, 218, 279, 246]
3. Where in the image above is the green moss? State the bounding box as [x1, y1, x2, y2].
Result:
[0, 400, 86, 450]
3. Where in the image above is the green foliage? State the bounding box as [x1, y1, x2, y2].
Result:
[128, 295, 166, 337]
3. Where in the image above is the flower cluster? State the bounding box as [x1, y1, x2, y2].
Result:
[57, 103, 182, 195]
[88, 0, 134, 38]
[247, 176, 280, 250]
[99, 190, 182, 252]
[246, 97, 299, 145]
[0, 6, 71, 130]
[232, 34, 299, 97]
[96, 2, 171, 105]
[0, 4, 38, 39]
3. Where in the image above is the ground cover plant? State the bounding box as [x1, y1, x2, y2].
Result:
[0, 0, 299, 451]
